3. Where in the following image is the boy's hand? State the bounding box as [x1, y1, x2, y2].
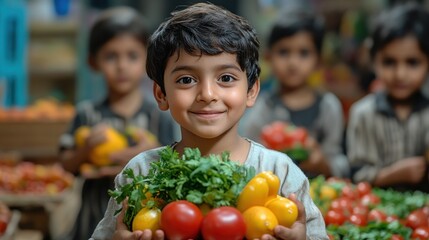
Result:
[86, 124, 109, 149]
[113, 200, 165, 240]
[260, 194, 307, 240]
[300, 137, 331, 177]
[393, 156, 426, 184]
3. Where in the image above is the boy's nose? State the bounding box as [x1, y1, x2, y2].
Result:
[196, 81, 218, 102]
[394, 65, 407, 80]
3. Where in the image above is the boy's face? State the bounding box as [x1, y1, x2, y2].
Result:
[92, 34, 146, 95]
[267, 31, 319, 90]
[154, 49, 259, 139]
[374, 36, 429, 100]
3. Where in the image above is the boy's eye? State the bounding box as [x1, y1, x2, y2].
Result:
[381, 58, 395, 67]
[176, 77, 195, 84]
[406, 58, 420, 67]
[104, 52, 117, 61]
[276, 48, 289, 56]
[299, 49, 311, 58]
[219, 75, 236, 83]
[128, 51, 140, 61]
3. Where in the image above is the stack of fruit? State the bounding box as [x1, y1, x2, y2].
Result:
[310, 176, 429, 240]
[260, 121, 309, 163]
[0, 162, 73, 195]
[109, 147, 298, 239]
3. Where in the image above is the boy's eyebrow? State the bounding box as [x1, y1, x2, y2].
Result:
[171, 64, 242, 74]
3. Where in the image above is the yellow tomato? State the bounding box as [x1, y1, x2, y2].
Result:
[75, 126, 90, 147]
[265, 196, 298, 228]
[236, 177, 269, 212]
[242, 206, 278, 239]
[320, 185, 337, 200]
[89, 127, 127, 166]
[132, 207, 161, 232]
[255, 171, 280, 196]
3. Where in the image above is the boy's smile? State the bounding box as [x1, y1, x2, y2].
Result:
[154, 49, 259, 141]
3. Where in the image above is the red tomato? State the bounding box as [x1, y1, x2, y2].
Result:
[160, 200, 203, 240]
[356, 182, 372, 197]
[406, 209, 429, 230]
[288, 127, 308, 146]
[360, 193, 380, 207]
[390, 234, 404, 240]
[421, 206, 429, 218]
[348, 213, 367, 226]
[352, 204, 369, 216]
[368, 209, 387, 222]
[341, 185, 358, 199]
[412, 226, 429, 240]
[330, 197, 354, 215]
[201, 207, 246, 240]
[325, 210, 346, 226]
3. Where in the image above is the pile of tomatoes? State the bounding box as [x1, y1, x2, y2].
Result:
[310, 177, 429, 239]
[260, 121, 309, 162]
[131, 171, 298, 240]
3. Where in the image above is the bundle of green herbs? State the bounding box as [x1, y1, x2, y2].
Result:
[108, 146, 255, 229]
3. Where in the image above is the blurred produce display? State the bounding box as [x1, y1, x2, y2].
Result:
[0, 161, 73, 196]
[310, 177, 429, 239]
[0, 98, 74, 122]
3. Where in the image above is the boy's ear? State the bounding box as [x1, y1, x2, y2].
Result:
[153, 83, 169, 111]
[88, 56, 98, 71]
[246, 79, 260, 108]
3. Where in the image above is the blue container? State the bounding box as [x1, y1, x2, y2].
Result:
[0, 0, 27, 108]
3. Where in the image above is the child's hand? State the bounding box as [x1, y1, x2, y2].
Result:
[260, 194, 307, 240]
[113, 200, 165, 240]
[299, 137, 331, 177]
[86, 123, 109, 149]
[392, 156, 426, 184]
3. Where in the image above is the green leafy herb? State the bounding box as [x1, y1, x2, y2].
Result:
[108, 146, 255, 229]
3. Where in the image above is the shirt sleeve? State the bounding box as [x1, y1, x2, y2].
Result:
[319, 93, 350, 178]
[347, 102, 380, 183]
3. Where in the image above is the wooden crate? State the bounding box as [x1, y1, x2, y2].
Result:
[0, 121, 69, 158]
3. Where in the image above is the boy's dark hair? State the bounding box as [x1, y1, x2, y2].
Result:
[88, 7, 149, 57]
[267, 7, 325, 54]
[146, 3, 260, 94]
[370, 3, 429, 58]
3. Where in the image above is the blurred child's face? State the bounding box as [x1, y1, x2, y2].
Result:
[154, 49, 259, 139]
[92, 34, 146, 95]
[267, 31, 318, 90]
[374, 36, 429, 100]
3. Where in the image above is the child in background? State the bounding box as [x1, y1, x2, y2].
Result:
[59, 7, 179, 240]
[347, 3, 429, 192]
[91, 3, 328, 240]
[240, 8, 349, 179]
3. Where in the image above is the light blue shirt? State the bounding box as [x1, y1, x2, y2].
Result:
[91, 140, 328, 240]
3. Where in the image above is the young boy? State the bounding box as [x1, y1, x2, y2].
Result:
[347, 3, 429, 192]
[59, 7, 179, 240]
[91, 3, 328, 240]
[240, 8, 349, 178]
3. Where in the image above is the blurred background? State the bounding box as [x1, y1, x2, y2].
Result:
[0, 0, 429, 239]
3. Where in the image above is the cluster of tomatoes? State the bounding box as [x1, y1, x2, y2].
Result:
[260, 121, 309, 162]
[131, 171, 298, 240]
[311, 177, 429, 239]
[0, 162, 73, 194]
